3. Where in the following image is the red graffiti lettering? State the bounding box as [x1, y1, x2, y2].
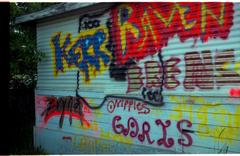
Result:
[215, 49, 240, 87]
[184, 51, 214, 90]
[41, 96, 90, 128]
[127, 65, 144, 93]
[127, 49, 239, 99]
[145, 61, 162, 88]
[164, 57, 181, 89]
[112, 3, 233, 65]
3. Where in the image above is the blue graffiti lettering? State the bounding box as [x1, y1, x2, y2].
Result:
[51, 30, 110, 81]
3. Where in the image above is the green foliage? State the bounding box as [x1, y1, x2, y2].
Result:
[10, 3, 57, 89]
[9, 4, 57, 154]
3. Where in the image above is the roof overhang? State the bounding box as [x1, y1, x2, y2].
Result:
[15, 3, 116, 24]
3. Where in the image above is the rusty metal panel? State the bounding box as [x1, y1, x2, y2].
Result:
[35, 2, 240, 154]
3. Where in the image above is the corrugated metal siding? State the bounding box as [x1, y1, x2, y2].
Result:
[35, 2, 240, 154]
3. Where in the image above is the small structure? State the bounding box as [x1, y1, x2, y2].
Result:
[16, 2, 240, 154]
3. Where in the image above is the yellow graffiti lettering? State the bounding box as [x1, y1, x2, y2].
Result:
[151, 5, 177, 27]
[139, 10, 158, 50]
[223, 60, 240, 75]
[80, 26, 111, 83]
[152, 4, 196, 30]
[201, 3, 225, 33]
[72, 136, 96, 153]
[175, 4, 197, 30]
[207, 106, 239, 144]
[74, 46, 83, 64]
[234, 61, 240, 74]
[50, 26, 111, 83]
[169, 96, 240, 145]
[233, 105, 240, 127]
[50, 32, 73, 77]
[99, 128, 133, 144]
[196, 105, 215, 135]
[169, 96, 193, 121]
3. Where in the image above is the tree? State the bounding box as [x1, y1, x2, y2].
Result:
[9, 3, 58, 154]
[10, 3, 57, 89]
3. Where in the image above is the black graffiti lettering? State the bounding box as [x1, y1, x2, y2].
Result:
[153, 90, 160, 102]
[79, 15, 101, 32]
[141, 87, 162, 104]
[141, 87, 147, 99]
[41, 96, 84, 128]
[147, 91, 154, 101]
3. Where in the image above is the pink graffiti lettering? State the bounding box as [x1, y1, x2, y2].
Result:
[112, 115, 193, 148]
[155, 119, 174, 148]
[177, 119, 193, 147]
[138, 121, 155, 144]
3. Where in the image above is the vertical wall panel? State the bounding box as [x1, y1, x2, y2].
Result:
[35, 2, 240, 154]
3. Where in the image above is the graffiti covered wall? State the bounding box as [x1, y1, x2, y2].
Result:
[35, 2, 240, 154]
